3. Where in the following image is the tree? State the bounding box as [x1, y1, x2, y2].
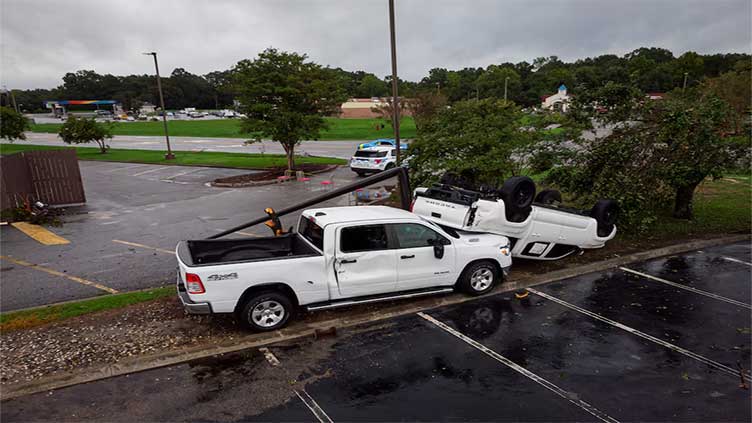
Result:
[59, 115, 113, 153]
[403, 91, 447, 132]
[408, 99, 538, 188]
[1, 107, 29, 141]
[233, 48, 346, 171]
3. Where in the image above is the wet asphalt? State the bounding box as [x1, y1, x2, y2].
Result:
[0, 161, 367, 311]
[3, 242, 750, 422]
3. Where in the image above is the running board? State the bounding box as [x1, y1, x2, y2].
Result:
[306, 287, 455, 312]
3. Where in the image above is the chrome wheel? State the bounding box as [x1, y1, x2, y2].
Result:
[470, 267, 493, 291]
[251, 300, 286, 328]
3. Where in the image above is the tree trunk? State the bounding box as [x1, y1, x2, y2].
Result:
[673, 182, 700, 219]
[284, 144, 295, 171]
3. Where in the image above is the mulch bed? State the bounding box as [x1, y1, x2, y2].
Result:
[214, 164, 334, 184]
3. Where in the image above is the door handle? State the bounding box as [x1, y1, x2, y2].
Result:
[400, 254, 415, 259]
[340, 259, 357, 264]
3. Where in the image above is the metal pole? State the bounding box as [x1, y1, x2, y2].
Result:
[682, 72, 688, 91]
[388, 0, 400, 164]
[146, 52, 174, 159]
[504, 77, 509, 101]
[207, 166, 411, 239]
[10, 89, 19, 113]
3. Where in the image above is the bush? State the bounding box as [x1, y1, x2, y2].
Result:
[58, 115, 113, 153]
[0, 107, 29, 141]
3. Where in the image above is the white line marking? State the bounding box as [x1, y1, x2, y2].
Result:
[526, 288, 751, 382]
[163, 169, 199, 180]
[294, 389, 333, 423]
[620, 267, 751, 310]
[417, 312, 619, 423]
[103, 163, 152, 173]
[112, 239, 174, 255]
[258, 347, 280, 366]
[132, 166, 169, 177]
[721, 256, 752, 267]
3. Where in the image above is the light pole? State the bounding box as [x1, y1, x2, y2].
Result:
[504, 76, 509, 101]
[436, 82, 440, 95]
[143, 52, 174, 159]
[682, 72, 688, 92]
[388, 0, 400, 163]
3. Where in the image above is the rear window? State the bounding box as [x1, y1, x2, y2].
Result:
[298, 216, 324, 250]
[354, 150, 388, 158]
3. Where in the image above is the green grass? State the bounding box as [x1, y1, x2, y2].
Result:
[0, 143, 346, 168]
[0, 287, 174, 331]
[29, 117, 417, 141]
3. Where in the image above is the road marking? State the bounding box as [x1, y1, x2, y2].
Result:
[417, 312, 619, 423]
[112, 239, 174, 255]
[103, 163, 152, 173]
[10, 222, 70, 245]
[132, 166, 169, 177]
[620, 267, 751, 310]
[0, 255, 118, 294]
[526, 288, 750, 382]
[162, 169, 199, 180]
[294, 389, 333, 423]
[259, 347, 280, 366]
[721, 256, 752, 267]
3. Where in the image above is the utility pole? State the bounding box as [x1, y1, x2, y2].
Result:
[504, 77, 509, 102]
[388, 0, 400, 163]
[143, 52, 174, 159]
[436, 82, 440, 95]
[682, 72, 688, 92]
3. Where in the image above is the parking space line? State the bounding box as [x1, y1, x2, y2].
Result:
[527, 288, 751, 382]
[417, 312, 619, 423]
[103, 163, 152, 173]
[620, 267, 751, 310]
[112, 239, 174, 254]
[161, 169, 200, 181]
[294, 389, 333, 423]
[0, 255, 118, 294]
[721, 256, 752, 267]
[132, 166, 169, 177]
[10, 222, 70, 245]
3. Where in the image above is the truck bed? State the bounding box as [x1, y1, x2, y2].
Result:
[178, 233, 321, 266]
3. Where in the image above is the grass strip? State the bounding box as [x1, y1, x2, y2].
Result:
[0, 286, 174, 332]
[0, 143, 346, 168]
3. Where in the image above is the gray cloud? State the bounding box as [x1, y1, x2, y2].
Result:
[1, 0, 749, 89]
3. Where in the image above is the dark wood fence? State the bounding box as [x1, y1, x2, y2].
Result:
[1, 150, 86, 209]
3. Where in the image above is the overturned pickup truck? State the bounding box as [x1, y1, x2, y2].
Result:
[412, 174, 617, 261]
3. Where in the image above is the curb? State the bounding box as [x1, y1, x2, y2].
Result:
[210, 164, 341, 187]
[1, 234, 748, 401]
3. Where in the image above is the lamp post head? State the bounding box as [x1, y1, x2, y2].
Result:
[142, 52, 156, 56]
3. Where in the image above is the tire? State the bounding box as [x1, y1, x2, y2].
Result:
[590, 199, 618, 237]
[500, 176, 536, 211]
[384, 163, 396, 171]
[457, 261, 500, 296]
[238, 291, 294, 332]
[355, 170, 366, 177]
[535, 189, 562, 205]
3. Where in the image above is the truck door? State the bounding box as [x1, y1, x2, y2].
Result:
[390, 223, 455, 290]
[334, 223, 398, 297]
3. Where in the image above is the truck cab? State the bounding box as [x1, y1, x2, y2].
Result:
[176, 206, 512, 331]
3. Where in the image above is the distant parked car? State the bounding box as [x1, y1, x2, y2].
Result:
[358, 138, 409, 150]
[350, 146, 404, 177]
[95, 110, 113, 118]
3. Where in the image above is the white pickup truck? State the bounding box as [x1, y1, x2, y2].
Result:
[176, 206, 512, 331]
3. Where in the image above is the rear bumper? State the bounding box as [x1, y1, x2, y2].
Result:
[177, 284, 212, 314]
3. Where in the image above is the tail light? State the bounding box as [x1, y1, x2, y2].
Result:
[185, 273, 205, 294]
[374, 159, 382, 164]
[410, 199, 416, 212]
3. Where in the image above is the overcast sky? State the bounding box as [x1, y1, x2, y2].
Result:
[1, 0, 750, 89]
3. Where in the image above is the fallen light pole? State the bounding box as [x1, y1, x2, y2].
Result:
[208, 166, 411, 239]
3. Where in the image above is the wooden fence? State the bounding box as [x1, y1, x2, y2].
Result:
[1, 150, 86, 209]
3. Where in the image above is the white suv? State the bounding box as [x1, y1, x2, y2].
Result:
[350, 146, 397, 176]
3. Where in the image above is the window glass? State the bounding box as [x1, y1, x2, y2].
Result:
[392, 223, 448, 248]
[354, 150, 388, 158]
[298, 216, 324, 250]
[340, 225, 388, 252]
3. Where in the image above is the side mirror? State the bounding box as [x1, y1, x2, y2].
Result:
[433, 242, 445, 259]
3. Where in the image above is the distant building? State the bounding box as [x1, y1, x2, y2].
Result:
[140, 102, 156, 114]
[338, 97, 413, 119]
[541, 85, 571, 112]
[646, 92, 666, 100]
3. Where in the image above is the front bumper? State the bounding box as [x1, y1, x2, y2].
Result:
[501, 265, 511, 278]
[177, 283, 212, 314]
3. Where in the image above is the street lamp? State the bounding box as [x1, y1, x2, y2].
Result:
[143, 52, 174, 159]
[388, 0, 400, 163]
[504, 76, 510, 101]
[682, 72, 689, 91]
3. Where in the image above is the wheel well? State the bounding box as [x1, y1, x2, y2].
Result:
[457, 259, 503, 284]
[234, 283, 300, 314]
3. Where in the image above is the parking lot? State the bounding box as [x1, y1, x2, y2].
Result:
[3, 242, 749, 421]
[0, 161, 361, 311]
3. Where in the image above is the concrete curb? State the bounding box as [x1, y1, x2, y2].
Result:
[2, 234, 748, 401]
[210, 164, 341, 187]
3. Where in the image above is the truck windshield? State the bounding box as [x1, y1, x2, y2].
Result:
[354, 150, 388, 158]
[299, 216, 324, 250]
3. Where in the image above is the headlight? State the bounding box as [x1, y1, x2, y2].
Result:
[499, 242, 511, 256]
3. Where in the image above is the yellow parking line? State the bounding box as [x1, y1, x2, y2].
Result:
[0, 255, 118, 294]
[112, 239, 174, 254]
[10, 222, 70, 245]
